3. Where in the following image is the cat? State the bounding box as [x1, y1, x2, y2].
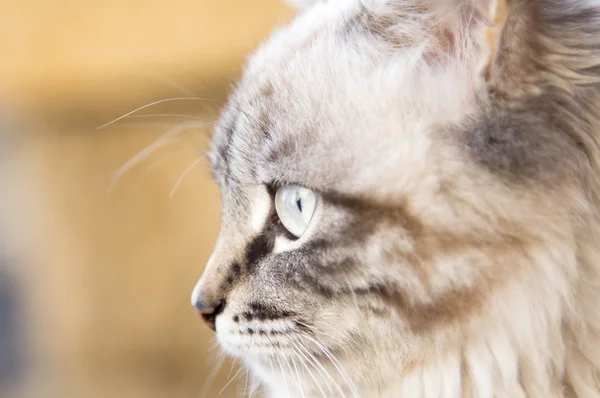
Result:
[191, 0, 600, 396]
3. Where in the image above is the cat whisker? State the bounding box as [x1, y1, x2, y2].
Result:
[116, 145, 197, 191]
[199, 349, 226, 398]
[283, 347, 305, 398]
[109, 120, 218, 134]
[291, 341, 327, 398]
[247, 370, 260, 398]
[294, 344, 327, 394]
[106, 120, 208, 194]
[295, 340, 346, 397]
[263, 333, 289, 396]
[169, 155, 207, 198]
[275, 350, 291, 397]
[278, 337, 305, 398]
[219, 335, 254, 396]
[288, 321, 358, 397]
[235, 367, 249, 398]
[226, 357, 239, 384]
[207, 337, 222, 355]
[97, 97, 219, 129]
[267, 353, 276, 390]
[143, 146, 198, 174]
[127, 113, 210, 121]
[103, 122, 197, 128]
[239, 367, 250, 398]
[290, 348, 306, 398]
[297, 332, 358, 398]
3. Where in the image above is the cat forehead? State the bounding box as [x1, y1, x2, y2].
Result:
[210, 0, 472, 195]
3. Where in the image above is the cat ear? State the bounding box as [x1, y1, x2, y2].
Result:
[284, 0, 323, 10]
[473, 0, 510, 78]
[437, 0, 510, 81]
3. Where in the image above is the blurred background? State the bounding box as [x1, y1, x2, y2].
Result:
[0, 1, 294, 397]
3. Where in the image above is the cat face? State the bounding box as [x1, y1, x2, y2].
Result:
[192, 0, 600, 396]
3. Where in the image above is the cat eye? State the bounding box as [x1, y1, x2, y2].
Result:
[274, 185, 317, 238]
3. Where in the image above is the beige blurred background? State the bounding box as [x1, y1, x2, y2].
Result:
[1, 1, 294, 397]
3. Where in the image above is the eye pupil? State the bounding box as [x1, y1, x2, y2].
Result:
[296, 198, 303, 212]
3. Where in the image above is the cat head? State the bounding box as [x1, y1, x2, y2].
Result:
[192, 0, 599, 395]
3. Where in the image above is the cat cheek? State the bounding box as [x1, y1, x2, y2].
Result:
[249, 187, 272, 233]
[273, 235, 296, 253]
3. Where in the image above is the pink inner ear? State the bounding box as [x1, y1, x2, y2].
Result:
[425, 0, 510, 81]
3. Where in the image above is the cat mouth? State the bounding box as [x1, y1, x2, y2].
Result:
[217, 320, 359, 398]
[216, 319, 332, 362]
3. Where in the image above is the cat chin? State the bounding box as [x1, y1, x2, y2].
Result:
[245, 352, 363, 398]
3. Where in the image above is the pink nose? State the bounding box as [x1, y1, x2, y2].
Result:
[193, 299, 224, 332]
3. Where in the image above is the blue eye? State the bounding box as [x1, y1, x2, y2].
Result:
[274, 185, 317, 238]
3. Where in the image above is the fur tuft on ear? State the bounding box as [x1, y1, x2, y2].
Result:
[433, 0, 511, 81]
[284, 0, 323, 10]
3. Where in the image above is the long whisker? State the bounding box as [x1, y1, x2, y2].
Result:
[267, 354, 276, 390]
[285, 346, 305, 398]
[275, 351, 290, 397]
[127, 113, 209, 121]
[297, 332, 358, 398]
[169, 155, 207, 198]
[103, 122, 196, 128]
[291, 342, 327, 398]
[265, 333, 296, 397]
[97, 97, 219, 129]
[219, 335, 254, 396]
[226, 358, 239, 385]
[208, 338, 221, 353]
[292, 337, 331, 392]
[108, 145, 197, 193]
[217, 361, 246, 396]
[293, 326, 355, 384]
[199, 350, 226, 398]
[248, 370, 260, 398]
[295, 341, 346, 398]
[106, 120, 209, 194]
[142, 147, 198, 175]
[240, 367, 250, 398]
[294, 343, 334, 395]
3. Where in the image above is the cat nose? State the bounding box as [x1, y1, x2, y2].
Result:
[192, 243, 235, 332]
[193, 298, 225, 332]
[192, 275, 227, 332]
